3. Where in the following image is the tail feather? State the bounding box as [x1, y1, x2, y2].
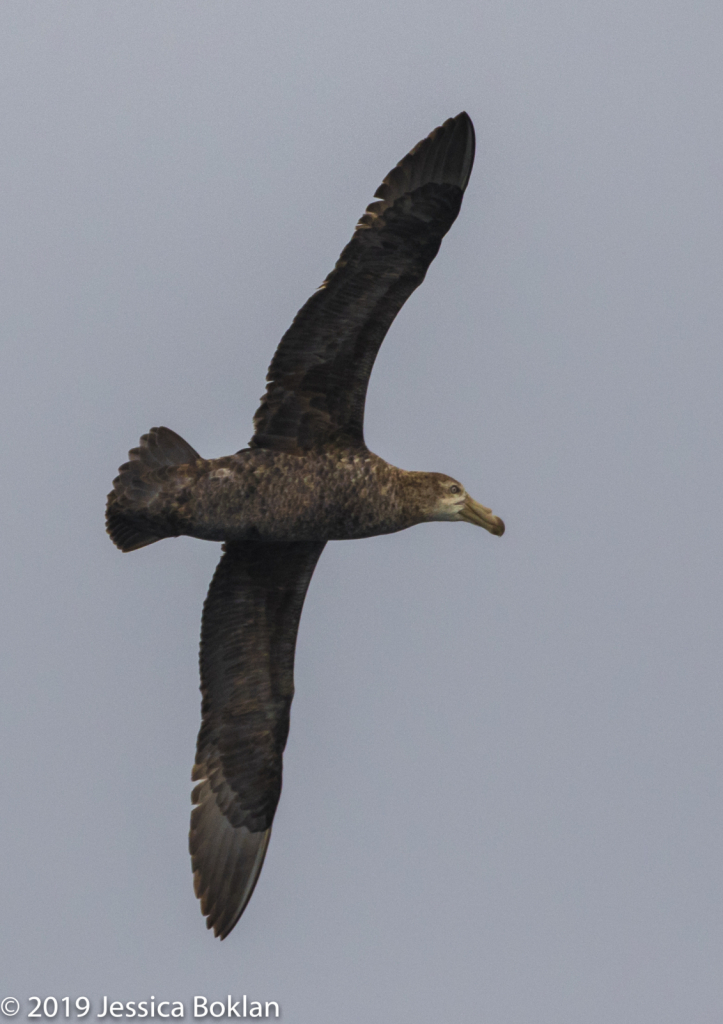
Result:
[105, 511, 165, 553]
[131, 426, 201, 470]
[106, 427, 201, 552]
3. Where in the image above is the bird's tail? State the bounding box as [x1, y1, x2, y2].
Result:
[106, 426, 201, 552]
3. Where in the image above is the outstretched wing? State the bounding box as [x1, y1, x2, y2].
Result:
[250, 112, 476, 452]
[190, 539, 325, 939]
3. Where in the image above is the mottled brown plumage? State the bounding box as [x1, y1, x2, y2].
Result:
[106, 112, 504, 939]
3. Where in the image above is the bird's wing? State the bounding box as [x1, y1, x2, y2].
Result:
[190, 539, 325, 939]
[250, 112, 475, 452]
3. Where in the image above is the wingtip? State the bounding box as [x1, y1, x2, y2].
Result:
[190, 777, 273, 940]
[371, 111, 476, 211]
[446, 111, 476, 193]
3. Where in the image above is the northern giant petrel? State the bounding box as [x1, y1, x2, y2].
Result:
[107, 112, 504, 938]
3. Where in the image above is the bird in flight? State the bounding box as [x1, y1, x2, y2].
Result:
[107, 112, 504, 939]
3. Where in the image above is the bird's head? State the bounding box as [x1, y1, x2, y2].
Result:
[412, 472, 505, 536]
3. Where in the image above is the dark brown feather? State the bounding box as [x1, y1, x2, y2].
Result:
[250, 112, 475, 452]
[106, 427, 201, 551]
[190, 539, 325, 938]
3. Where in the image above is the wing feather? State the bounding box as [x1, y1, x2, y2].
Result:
[250, 112, 475, 452]
[190, 540, 325, 938]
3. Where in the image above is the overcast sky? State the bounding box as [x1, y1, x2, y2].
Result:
[2, 2, 723, 1022]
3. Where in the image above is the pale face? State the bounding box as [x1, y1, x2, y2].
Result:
[428, 476, 505, 536]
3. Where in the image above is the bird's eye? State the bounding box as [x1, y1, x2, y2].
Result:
[449, 485, 460, 494]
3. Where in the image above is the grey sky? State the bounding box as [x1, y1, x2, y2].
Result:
[2, 2, 723, 1021]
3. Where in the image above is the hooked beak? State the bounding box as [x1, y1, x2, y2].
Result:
[458, 496, 505, 536]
